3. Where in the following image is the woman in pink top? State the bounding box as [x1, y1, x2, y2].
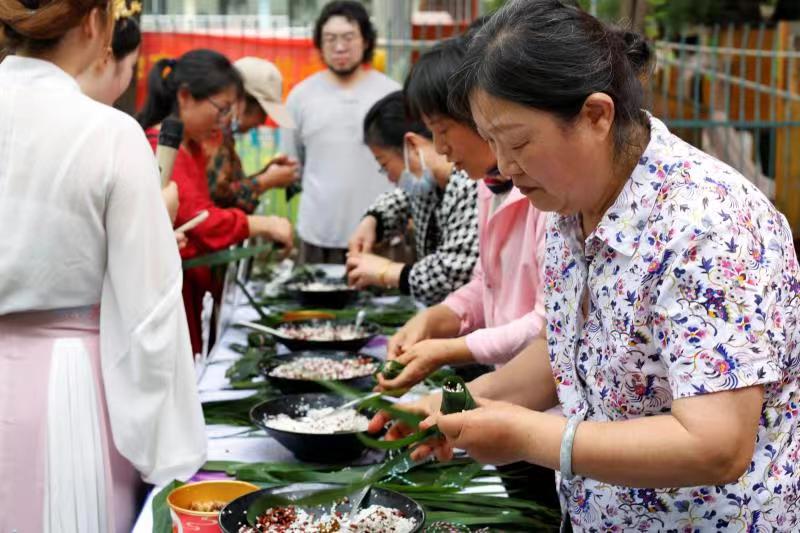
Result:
[376, 33, 547, 392]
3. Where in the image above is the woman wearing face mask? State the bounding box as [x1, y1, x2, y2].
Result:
[373, 1, 800, 531]
[346, 91, 479, 305]
[138, 49, 294, 354]
[374, 35, 548, 396]
[0, 1, 205, 531]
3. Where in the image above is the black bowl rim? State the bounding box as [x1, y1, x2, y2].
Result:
[273, 318, 381, 340]
[260, 350, 381, 384]
[250, 392, 374, 437]
[284, 279, 358, 294]
[219, 483, 425, 533]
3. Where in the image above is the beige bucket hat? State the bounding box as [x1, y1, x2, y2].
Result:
[234, 57, 295, 128]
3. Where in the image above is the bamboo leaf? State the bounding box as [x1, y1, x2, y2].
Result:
[202, 391, 274, 426]
[424, 511, 557, 529]
[225, 346, 276, 383]
[423, 368, 457, 388]
[246, 450, 417, 525]
[203, 460, 244, 472]
[279, 468, 371, 485]
[213, 455, 559, 529]
[357, 426, 439, 450]
[440, 376, 477, 414]
[434, 460, 485, 489]
[229, 380, 272, 391]
[356, 396, 427, 429]
[414, 493, 560, 515]
[182, 243, 273, 270]
[379, 360, 405, 380]
[423, 522, 473, 533]
[247, 331, 276, 348]
[313, 379, 364, 399]
[235, 278, 273, 323]
[228, 343, 249, 355]
[152, 479, 184, 533]
[229, 461, 368, 485]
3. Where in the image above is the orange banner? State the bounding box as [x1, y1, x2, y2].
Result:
[136, 32, 326, 110]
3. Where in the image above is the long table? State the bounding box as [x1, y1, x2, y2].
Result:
[132, 283, 504, 532]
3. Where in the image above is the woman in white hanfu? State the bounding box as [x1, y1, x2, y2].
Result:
[0, 1, 206, 532]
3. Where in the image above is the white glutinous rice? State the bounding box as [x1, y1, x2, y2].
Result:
[239, 503, 417, 532]
[263, 406, 369, 434]
[296, 281, 350, 292]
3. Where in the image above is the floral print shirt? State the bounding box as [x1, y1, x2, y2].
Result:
[545, 117, 800, 532]
[206, 131, 263, 214]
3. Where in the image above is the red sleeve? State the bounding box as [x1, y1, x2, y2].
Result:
[147, 133, 250, 259]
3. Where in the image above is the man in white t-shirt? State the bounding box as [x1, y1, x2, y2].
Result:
[282, 0, 400, 264]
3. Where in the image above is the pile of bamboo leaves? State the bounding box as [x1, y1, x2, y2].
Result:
[153, 456, 559, 532]
[247, 380, 558, 530]
[181, 256, 559, 531]
[186, 379, 561, 531]
[211, 456, 559, 531]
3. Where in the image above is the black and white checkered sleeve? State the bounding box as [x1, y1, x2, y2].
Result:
[365, 189, 411, 242]
[407, 173, 479, 305]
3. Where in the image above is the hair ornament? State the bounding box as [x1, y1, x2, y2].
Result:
[161, 58, 176, 79]
[114, 0, 141, 21]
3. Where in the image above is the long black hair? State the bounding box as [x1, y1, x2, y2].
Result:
[313, 0, 376, 64]
[403, 36, 471, 124]
[403, 14, 488, 125]
[449, 0, 652, 153]
[111, 16, 140, 61]
[137, 49, 243, 130]
[363, 91, 431, 151]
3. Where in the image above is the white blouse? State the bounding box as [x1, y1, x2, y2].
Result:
[0, 56, 206, 484]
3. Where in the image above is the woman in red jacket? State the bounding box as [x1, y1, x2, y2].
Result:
[138, 49, 293, 353]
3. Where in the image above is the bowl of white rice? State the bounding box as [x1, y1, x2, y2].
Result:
[250, 393, 376, 463]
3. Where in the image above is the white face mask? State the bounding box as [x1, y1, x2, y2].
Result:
[397, 141, 437, 197]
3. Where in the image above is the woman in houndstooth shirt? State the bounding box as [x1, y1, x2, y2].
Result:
[347, 91, 479, 305]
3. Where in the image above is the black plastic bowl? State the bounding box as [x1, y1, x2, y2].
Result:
[272, 319, 380, 352]
[285, 279, 359, 309]
[219, 483, 425, 533]
[250, 393, 372, 463]
[261, 351, 379, 394]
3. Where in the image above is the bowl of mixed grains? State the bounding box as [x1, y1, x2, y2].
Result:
[167, 480, 260, 533]
[262, 351, 381, 393]
[270, 319, 380, 352]
[219, 483, 424, 533]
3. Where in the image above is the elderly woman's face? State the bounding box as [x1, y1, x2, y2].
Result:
[470, 89, 612, 216]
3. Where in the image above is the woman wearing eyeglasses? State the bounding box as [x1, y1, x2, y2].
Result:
[138, 49, 294, 354]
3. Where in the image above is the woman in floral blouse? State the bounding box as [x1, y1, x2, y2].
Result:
[371, 1, 800, 531]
